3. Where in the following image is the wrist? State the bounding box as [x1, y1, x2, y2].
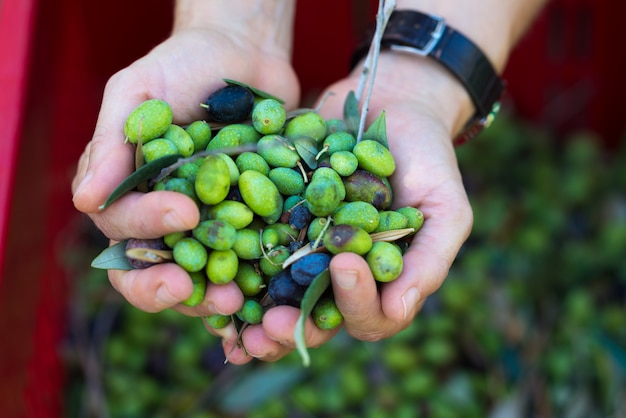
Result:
[173, 0, 296, 57]
[364, 52, 475, 139]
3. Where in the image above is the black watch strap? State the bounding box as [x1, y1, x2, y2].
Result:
[351, 10, 505, 142]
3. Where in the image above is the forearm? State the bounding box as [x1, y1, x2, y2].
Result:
[361, 0, 548, 139]
[173, 0, 296, 57]
[395, 0, 549, 72]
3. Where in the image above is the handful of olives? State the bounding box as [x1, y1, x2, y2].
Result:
[94, 80, 424, 358]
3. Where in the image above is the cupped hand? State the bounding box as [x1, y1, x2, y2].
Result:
[72, 27, 300, 318]
[227, 53, 474, 364]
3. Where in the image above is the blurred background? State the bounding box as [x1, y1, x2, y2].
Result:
[1, 0, 625, 417]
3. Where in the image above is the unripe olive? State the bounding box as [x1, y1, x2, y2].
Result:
[195, 156, 231, 205]
[284, 112, 327, 143]
[257, 135, 300, 168]
[366, 241, 403, 282]
[239, 170, 283, 223]
[207, 124, 260, 151]
[124, 99, 172, 144]
[181, 271, 207, 307]
[142, 138, 179, 163]
[185, 120, 212, 151]
[173, 237, 208, 273]
[206, 200, 254, 229]
[192, 220, 237, 251]
[206, 249, 239, 284]
[252, 98, 287, 135]
[333, 201, 380, 233]
[163, 124, 194, 157]
[352, 139, 396, 178]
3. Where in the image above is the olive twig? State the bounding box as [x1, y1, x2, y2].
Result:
[151, 143, 258, 185]
[355, 0, 396, 143]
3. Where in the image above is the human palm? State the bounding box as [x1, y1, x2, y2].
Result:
[72, 27, 299, 318]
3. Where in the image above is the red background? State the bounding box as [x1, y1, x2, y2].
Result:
[1, 0, 624, 416]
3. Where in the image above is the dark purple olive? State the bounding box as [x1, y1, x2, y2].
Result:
[291, 253, 331, 286]
[268, 270, 307, 307]
[343, 169, 393, 210]
[125, 238, 169, 269]
[203, 85, 255, 123]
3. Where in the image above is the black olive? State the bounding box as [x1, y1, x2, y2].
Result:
[203, 84, 255, 123]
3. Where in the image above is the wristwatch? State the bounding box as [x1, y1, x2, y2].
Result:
[351, 10, 505, 144]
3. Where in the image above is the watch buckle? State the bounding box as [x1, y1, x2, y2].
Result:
[390, 14, 446, 56]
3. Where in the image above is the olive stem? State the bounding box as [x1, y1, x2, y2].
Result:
[355, 0, 396, 143]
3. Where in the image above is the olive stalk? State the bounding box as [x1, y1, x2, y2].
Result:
[355, 0, 397, 143]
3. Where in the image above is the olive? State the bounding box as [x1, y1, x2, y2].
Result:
[125, 238, 169, 269]
[124, 99, 172, 144]
[203, 84, 255, 123]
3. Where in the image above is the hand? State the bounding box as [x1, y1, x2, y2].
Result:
[72, 26, 299, 318]
[223, 53, 474, 364]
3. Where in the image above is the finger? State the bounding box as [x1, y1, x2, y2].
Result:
[261, 306, 339, 349]
[202, 319, 238, 341]
[174, 281, 244, 317]
[221, 339, 255, 365]
[73, 70, 152, 214]
[108, 262, 194, 313]
[240, 324, 292, 362]
[89, 191, 199, 241]
[329, 252, 401, 341]
[380, 189, 473, 322]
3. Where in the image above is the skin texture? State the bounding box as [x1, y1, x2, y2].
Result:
[72, 0, 548, 364]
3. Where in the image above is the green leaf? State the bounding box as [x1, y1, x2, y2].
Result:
[98, 154, 182, 210]
[343, 90, 360, 134]
[294, 269, 331, 367]
[218, 366, 306, 413]
[223, 78, 285, 104]
[362, 110, 389, 149]
[294, 136, 319, 169]
[91, 240, 134, 270]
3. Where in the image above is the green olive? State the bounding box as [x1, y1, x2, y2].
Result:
[173, 237, 208, 273]
[238, 170, 283, 224]
[181, 271, 207, 307]
[365, 241, 403, 282]
[252, 98, 287, 135]
[124, 99, 172, 144]
[163, 124, 194, 157]
[206, 249, 239, 285]
[142, 138, 179, 163]
[195, 155, 231, 205]
[352, 139, 396, 178]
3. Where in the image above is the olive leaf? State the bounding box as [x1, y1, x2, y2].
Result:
[362, 110, 389, 149]
[135, 137, 150, 193]
[91, 240, 134, 270]
[98, 154, 182, 210]
[293, 136, 319, 169]
[343, 90, 360, 134]
[223, 78, 285, 104]
[295, 269, 331, 367]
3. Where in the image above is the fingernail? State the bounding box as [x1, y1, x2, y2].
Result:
[207, 303, 228, 316]
[156, 285, 178, 306]
[401, 287, 421, 321]
[163, 209, 187, 230]
[334, 269, 357, 290]
[74, 171, 93, 198]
